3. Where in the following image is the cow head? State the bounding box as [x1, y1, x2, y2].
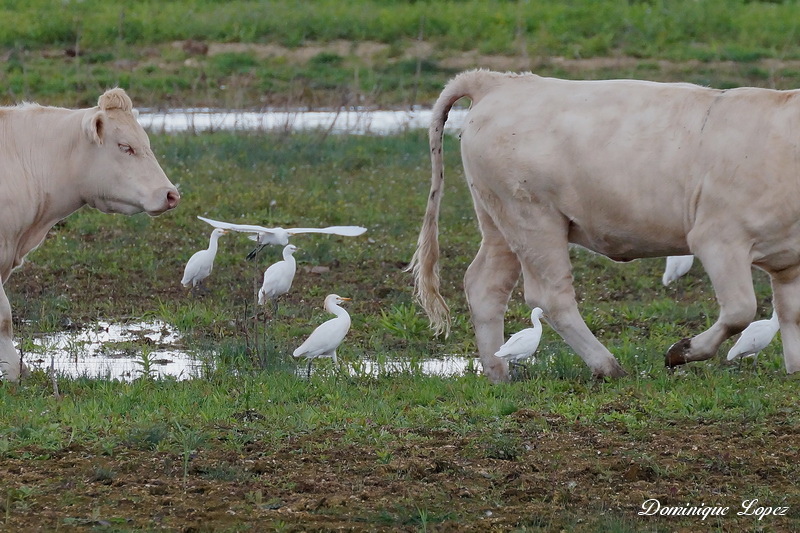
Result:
[80, 88, 180, 216]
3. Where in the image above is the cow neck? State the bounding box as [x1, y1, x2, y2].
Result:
[17, 107, 87, 224]
[3, 107, 88, 278]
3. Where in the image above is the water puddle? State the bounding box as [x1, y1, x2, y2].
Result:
[348, 356, 482, 378]
[23, 320, 481, 381]
[24, 321, 205, 381]
[138, 107, 468, 135]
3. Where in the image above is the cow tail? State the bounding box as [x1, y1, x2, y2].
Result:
[407, 70, 491, 337]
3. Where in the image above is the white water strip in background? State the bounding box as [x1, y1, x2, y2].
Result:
[138, 107, 469, 135]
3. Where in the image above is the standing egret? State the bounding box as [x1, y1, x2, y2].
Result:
[293, 294, 351, 377]
[258, 244, 298, 316]
[727, 309, 780, 367]
[181, 228, 227, 296]
[495, 308, 545, 369]
[662, 255, 694, 286]
[196, 215, 367, 260]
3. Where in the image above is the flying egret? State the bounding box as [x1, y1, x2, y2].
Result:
[495, 308, 545, 370]
[293, 294, 351, 377]
[258, 244, 298, 316]
[662, 255, 695, 286]
[727, 309, 780, 367]
[196, 215, 367, 260]
[181, 228, 227, 296]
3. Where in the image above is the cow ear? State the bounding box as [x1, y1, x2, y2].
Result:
[82, 110, 106, 145]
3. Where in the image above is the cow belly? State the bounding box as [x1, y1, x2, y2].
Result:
[566, 220, 687, 260]
[463, 144, 690, 260]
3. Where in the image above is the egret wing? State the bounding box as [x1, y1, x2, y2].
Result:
[197, 216, 279, 236]
[286, 226, 367, 237]
[726, 320, 779, 360]
[495, 328, 541, 358]
[293, 317, 350, 358]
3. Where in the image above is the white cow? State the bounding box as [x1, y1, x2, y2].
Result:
[0, 88, 180, 381]
[410, 69, 800, 383]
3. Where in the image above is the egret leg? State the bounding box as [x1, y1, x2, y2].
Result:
[508, 361, 530, 382]
[306, 359, 313, 379]
[246, 244, 264, 262]
[261, 308, 270, 367]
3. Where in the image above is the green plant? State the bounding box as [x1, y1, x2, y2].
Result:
[380, 303, 429, 340]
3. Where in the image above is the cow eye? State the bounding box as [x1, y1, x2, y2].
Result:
[118, 143, 135, 155]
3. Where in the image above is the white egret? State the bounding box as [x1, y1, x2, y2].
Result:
[727, 309, 780, 366]
[258, 244, 298, 315]
[196, 215, 367, 260]
[181, 228, 227, 296]
[293, 294, 351, 377]
[495, 308, 545, 368]
[662, 255, 695, 286]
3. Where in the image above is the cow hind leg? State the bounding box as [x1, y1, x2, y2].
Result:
[666, 246, 756, 366]
[769, 272, 800, 373]
[464, 211, 522, 383]
[492, 207, 625, 378]
[517, 253, 627, 379]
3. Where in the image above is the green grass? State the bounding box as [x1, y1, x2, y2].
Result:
[1, 367, 796, 451]
[5, 0, 800, 108]
[3, 0, 800, 59]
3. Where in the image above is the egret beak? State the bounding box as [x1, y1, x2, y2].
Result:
[340, 297, 352, 301]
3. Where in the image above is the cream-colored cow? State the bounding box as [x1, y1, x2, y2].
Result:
[0, 89, 180, 381]
[410, 69, 800, 382]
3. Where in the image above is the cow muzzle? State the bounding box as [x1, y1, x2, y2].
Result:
[146, 187, 181, 215]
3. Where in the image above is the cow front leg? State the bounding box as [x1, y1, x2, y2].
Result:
[666, 246, 755, 367]
[464, 218, 521, 383]
[0, 282, 25, 382]
[769, 271, 800, 373]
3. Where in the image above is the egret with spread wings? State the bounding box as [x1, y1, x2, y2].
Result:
[197, 215, 367, 260]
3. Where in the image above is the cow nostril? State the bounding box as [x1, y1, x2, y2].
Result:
[167, 189, 180, 209]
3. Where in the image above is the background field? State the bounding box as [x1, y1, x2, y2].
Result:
[1, 1, 800, 531]
[6, 0, 800, 109]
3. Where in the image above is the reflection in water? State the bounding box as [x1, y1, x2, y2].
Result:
[138, 107, 468, 135]
[24, 321, 481, 381]
[350, 356, 482, 378]
[25, 321, 204, 381]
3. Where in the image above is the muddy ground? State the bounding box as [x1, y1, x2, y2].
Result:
[2, 412, 798, 532]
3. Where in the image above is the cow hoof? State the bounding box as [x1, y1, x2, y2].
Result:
[593, 359, 627, 379]
[665, 338, 692, 367]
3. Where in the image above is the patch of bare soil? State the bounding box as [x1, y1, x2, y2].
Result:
[2, 414, 798, 531]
